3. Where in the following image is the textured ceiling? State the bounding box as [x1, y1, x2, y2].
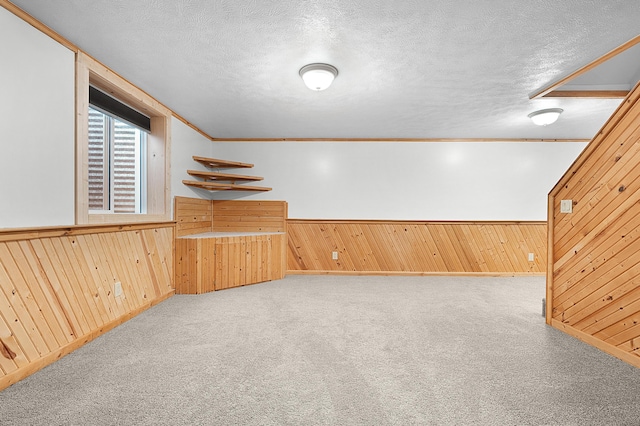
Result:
[10, 0, 640, 139]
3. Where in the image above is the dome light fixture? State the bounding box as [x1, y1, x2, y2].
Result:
[299, 63, 338, 91]
[528, 108, 563, 126]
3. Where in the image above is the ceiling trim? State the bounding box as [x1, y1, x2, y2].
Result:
[2, 1, 218, 144]
[0, 0, 77, 52]
[210, 138, 590, 143]
[173, 114, 216, 141]
[529, 35, 640, 99]
[542, 90, 629, 99]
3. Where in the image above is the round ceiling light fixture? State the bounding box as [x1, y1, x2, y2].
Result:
[527, 108, 563, 126]
[299, 63, 338, 91]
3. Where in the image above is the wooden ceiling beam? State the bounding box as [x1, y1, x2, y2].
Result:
[529, 35, 640, 99]
[542, 90, 629, 99]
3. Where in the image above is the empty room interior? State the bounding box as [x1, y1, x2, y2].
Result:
[2, 1, 640, 424]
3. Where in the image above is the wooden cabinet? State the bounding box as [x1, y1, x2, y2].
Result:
[175, 232, 286, 294]
[173, 197, 289, 294]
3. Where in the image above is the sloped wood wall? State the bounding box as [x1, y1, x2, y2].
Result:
[288, 220, 546, 275]
[0, 223, 174, 390]
[548, 82, 640, 368]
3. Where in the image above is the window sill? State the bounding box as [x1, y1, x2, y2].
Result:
[87, 213, 171, 225]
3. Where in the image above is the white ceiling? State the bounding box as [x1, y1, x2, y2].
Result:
[10, 0, 640, 140]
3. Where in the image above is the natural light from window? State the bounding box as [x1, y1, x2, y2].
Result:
[88, 107, 147, 214]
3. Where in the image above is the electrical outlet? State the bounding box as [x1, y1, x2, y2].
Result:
[332, 251, 338, 260]
[528, 253, 535, 262]
[114, 281, 123, 298]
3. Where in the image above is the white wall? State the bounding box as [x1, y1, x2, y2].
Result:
[170, 117, 215, 213]
[0, 5, 588, 226]
[211, 141, 587, 221]
[0, 7, 75, 229]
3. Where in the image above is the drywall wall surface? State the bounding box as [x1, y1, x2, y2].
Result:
[0, 7, 75, 229]
[170, 117, 215, 211]
[211, 141, 587, 220]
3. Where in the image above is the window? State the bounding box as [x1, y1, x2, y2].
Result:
[76, 52, 171, 224]
[88, 106, 147, 214]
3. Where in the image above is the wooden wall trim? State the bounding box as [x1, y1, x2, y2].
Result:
[546, 194, 555, 325]
[290, 219, 547, 225]
[212, 138, 589, 143]
[288, 220, 547, 275]
[551, 319, 640, 369]
[1, 0, 217, 146]
[0, 222, 175, 243]
[0, 0, 77, 52]
[288, 271, 544, 277]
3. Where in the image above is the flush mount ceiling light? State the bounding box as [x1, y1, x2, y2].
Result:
[528, 108, 563, 126]
[299, 63, 338, 91]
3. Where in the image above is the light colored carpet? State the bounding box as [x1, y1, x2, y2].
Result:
[1, 275, 639, 425]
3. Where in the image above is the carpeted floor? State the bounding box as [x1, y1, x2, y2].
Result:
[1, 275, 639, 425]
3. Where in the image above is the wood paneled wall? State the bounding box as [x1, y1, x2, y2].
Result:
[212, 200, 287, 233]
[0, 223, 174, 391]
[548, 81, 640, 368]
[288, 220, 546, 275]
[175, 196, 212, 237]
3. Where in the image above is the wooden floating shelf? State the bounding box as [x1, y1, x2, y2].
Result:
[192, 155, 253, 169]
[186, 155, 270, 192]
[182, 180, 272, 192]
[187, 169, 263, 182]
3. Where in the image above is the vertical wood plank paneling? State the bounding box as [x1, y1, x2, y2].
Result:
[549, 81, 640, 368]
[202, 238, 215, 294]
[0, 223, 175, 391]
[287, 221, 546, 275]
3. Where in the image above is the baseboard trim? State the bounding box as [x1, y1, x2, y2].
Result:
[550, 319, 640, 369]
[0, 290, 174, 392]
[286, 270, 545, 277]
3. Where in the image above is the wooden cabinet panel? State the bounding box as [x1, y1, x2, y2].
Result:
[175, 233, 286, 294]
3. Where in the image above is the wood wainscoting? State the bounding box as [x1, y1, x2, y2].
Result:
[547, 81, 640, 369]
[0, 223, 174, 391]
[288, 220, 546, 275]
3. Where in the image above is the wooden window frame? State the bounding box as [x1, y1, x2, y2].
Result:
[76, 52, 171, 224]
